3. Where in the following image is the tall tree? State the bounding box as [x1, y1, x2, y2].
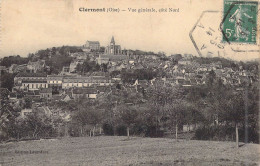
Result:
[219, 92, 245, 148]
[118, 105, 138, 139]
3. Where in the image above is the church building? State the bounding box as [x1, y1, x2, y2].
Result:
[104, 36, 122, 55]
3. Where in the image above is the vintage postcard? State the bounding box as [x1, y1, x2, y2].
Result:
[0, 0, 259, 165]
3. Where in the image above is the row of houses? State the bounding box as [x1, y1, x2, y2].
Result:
[14, 73, 115, 91]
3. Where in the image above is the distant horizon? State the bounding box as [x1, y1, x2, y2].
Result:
[2, 44, 259, 63]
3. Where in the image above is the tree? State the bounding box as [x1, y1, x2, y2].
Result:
[146, 84, 184, 137]
[24, 112, 53, 139]
[119, 105, 138, 138]
[72, 109, 89, 136]
[206, 70, 216, 86]
[219, 92, 245, 148]
[165, 101, 187, 141]
[100, 63, 108, 72]
[0, 73, 14, 91]
[87, 108, 102, 136]
[72, 105, 102, 137]
[0, 100, 19, 141]
[24, 97, 32, 109]
[0, 55, 29, 67]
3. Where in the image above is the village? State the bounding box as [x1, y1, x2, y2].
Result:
[0, 36, 259, 143]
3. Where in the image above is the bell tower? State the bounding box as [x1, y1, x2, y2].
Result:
[110, 36, 115, 54]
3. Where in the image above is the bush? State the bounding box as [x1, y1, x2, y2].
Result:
[145, 126, 164, 138]
[194, 125, 259, 143]
[68, 124, 80, 137]
[102, 123, 114, 136]
[132, 124, 148, 136]
[116, 125, 127, 136]
[195, 126, 215, 140]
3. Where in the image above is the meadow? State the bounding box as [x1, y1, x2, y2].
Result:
[0, 136, 259, 166]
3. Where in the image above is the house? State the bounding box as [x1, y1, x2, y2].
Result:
[61, 66, 70, 74]
[182, 80, 192, 87]
[96, 86, 108, 94]
[61, 94, 73, 102]
[69, 59, 84, 73]
[70, 52, 88, 60]
[62, 76, 114, 89]
[83, 41, 100, 51]
[14, 72, 48, 91]
[9, 64, 27, 73]
[47, 75, 63, 88]
[132, 63, 144, 70]
[36, 106, 52, 117]
[96, 54, 128, 65]
[9, 64, 17, 73]
[9, 92, 17, 100]
[27, 60, 45, 73]
[72, 88, 97, 99]
[22, 80, 48, 91]
[183, 124, 196, 132]
[14, 72, 47, 85]
[182, 54, 193, 60]
[178, 59, 191, 65]
[0, 66, 7, 73]
[24, 90, 40, 99]
[51, 109, 71, 121]
[39, 88, 52, 99]
[20, 109, 33, 118]
[133, 79, 149, 89]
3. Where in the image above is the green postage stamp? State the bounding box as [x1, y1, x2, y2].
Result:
[222, 0, 258, 44]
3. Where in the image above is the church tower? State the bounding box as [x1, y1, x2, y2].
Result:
[104, 36, 121, 55]
[110, 36, 115, 54]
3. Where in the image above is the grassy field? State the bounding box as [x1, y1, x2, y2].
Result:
[0, 136, 259, 166]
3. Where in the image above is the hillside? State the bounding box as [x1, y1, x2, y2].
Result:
[0, 136, 259, 166]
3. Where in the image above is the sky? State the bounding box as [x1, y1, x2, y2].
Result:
[1, 0, 259, 61]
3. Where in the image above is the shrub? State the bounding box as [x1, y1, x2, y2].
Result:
[194, 125, 259, 143]
[116, 125, 127, 136]
[102, 123, 114, 136]
[145, 125, 164, 138]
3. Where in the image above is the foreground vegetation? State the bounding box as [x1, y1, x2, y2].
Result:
[1, 76, 259, 147]
[0, 136, 259, 166]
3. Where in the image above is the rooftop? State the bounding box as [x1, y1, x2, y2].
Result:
[87, 41, 100, 44]
[16, 72, 47, 77]
[22, 80, 47, 83]
[40, 88, 52, 93]
[72, 88, 97, 94]
[99, 54, 128, 61]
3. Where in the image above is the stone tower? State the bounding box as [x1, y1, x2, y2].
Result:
[110, 36, 115, 54]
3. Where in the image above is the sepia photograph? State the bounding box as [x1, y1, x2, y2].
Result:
[0, 0, 259, 165]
